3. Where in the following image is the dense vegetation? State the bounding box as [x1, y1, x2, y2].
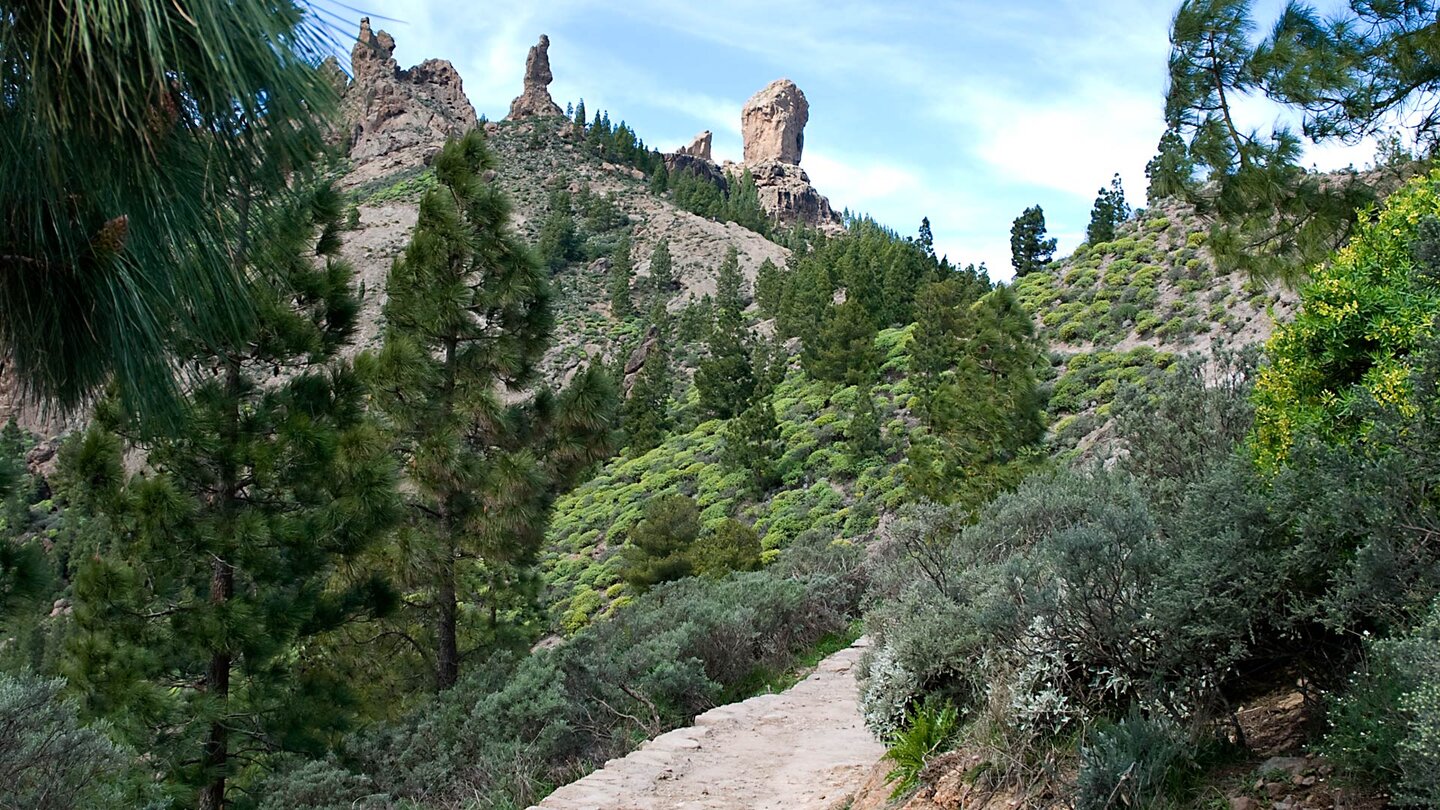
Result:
[4, 1, 1440, 808]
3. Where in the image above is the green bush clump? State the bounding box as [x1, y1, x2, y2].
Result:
[1076, 711, 1196, 810]
[0, 672, 148, 809]
[1255, 171, 1440, 465]
[1324, 601, 1440, 806]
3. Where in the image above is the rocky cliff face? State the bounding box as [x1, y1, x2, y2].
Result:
[741, 79, 808, 165]
[508, 35, 564, 120]
[337, 18, 477, 185]
[745, 161, 841, 231]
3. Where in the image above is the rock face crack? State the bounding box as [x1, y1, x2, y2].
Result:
[530, 640, 883, 810]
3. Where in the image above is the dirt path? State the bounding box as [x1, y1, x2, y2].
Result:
[530, 639, 885, 810]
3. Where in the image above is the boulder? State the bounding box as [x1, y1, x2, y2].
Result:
[507, 35, 564, 120]
[741, 79, 808, 165]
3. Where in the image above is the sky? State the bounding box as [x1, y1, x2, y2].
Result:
[335, 0, 1379, 280]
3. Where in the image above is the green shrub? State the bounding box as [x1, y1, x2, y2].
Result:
[0, 672, 143, 810]
[1076, 710, 1195, 810]
[1324, 601, 1440, 805]
[884, 701, 959, 799]
[1254, 171, 1440, 464]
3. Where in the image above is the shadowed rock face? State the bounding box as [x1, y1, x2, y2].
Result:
[508, 35, 564, 120]
[337, 18, 476, 180]
[741, 79, 808, 165]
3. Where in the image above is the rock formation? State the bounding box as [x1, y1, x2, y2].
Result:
[741, 79, 808, 165]
[729, 79, 840, 231]
[337, 18, 477, 184]
[675, 130, 713, 161]
[508, 35, 564, 120]
[746, 162, 841, 231]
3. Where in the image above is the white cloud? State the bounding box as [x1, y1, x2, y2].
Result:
[966, 87, 1166, 203]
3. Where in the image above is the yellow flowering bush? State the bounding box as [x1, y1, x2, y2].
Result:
[1254, 170, 1440, 465]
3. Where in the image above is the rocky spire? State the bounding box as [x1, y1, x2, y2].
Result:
[507, 35, 564, 120]
[741, 79, 809, 165]
[337, 18, 477, 180]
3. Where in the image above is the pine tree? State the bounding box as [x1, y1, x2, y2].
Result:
[0, 0, 339, 413]
[696, 249, 754, 418]
[622, 341, 672, 456]
[573, 99, 587, 134]
[371, 131, 615, 691]
[879, 242, 932, 326]
[696, 310, 754, 420]
[918, 217, 936, 259]
[715, 246, 747, 313]
[1163, 0, 1389, 279]
[907, 286, 1043, 509]
[910, 274, 989, 399]
[58, 184, 401, 808]
[722, 392, 782, 493]
[1145, 127, 1194, 203]
[725, 169, 771, 235]
[803, 299, 881, 386]
[648, 237, 676, 296]
[620, 494, 701, 590]
[755, 258, 785, 319]
[649, 163, 670, 194]
[537, 190, 580, 273]
[1086, 174, 1131, 245]
[847, 387, 884, 460]
[776, 260, 833, 338]
[1009, 205, 1057, 277]
[609, 235, 635, 319]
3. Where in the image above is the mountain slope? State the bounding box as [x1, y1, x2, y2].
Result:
[1015, 198, 1297, 454]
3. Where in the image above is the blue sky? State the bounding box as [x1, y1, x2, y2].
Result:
[355, 0, 1376, 279]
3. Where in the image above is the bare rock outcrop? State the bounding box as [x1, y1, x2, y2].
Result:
[338, 18, 477, 184]
[508, 35, 564, 120]
[675, 130, 713, 161]
[741, 79, 808, 165]
[746, 161, 841, 232]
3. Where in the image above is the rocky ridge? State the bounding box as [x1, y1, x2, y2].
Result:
[653, 76, 842, 232]
[675, 130, 713, 161]
[330, 25, 790, 377]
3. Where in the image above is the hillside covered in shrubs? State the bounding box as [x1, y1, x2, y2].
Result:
[5, 1, 1440, 809]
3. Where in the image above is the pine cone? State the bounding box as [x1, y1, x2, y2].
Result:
[92, 215, 130, 258]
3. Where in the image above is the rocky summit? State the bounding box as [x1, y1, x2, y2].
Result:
[336, 18, 476, 185]
[734, 79, 841, 231]
[508, 35, 564, 120]
[741, 78, 809, 165]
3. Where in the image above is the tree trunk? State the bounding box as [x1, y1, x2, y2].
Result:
[435, 554, 459, 691]
[433, 335, 462, 692]
[198, 558, 234, 810]
[201, 353, 244, 810]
